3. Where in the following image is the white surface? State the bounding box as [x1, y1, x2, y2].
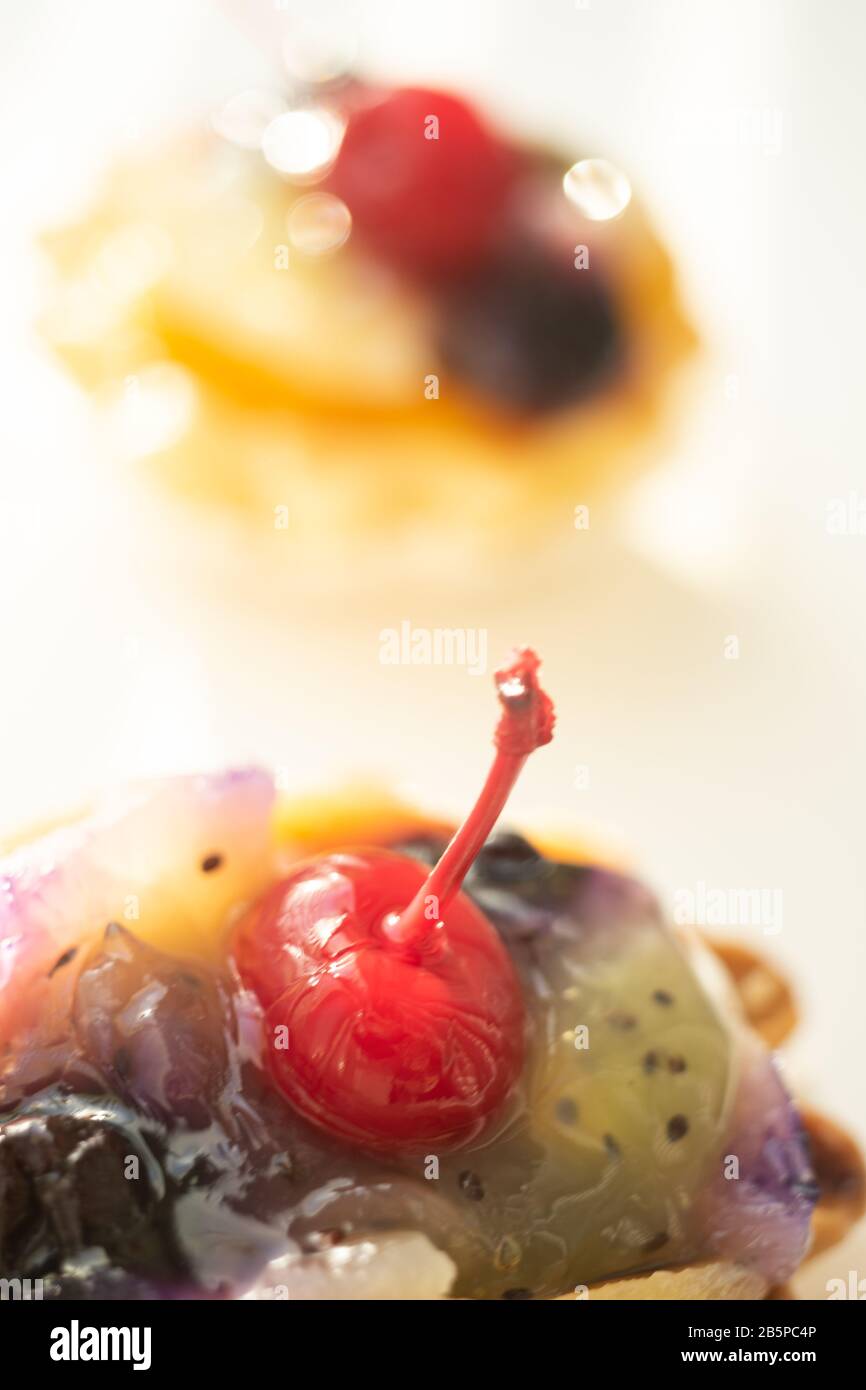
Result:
[0, 0, 864, 1297]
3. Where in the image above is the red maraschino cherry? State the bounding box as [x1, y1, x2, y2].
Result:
[328, 87, 520, 277]
[232, 649, 555, 1152]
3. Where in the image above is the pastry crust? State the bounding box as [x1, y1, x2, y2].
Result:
[571, 1261, 768, 1302]
[703, 937, 798, 1049]
[799, 1106, 866, 1258]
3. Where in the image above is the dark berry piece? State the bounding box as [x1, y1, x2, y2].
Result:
[72, 925, 233, 1129]
[437, 249, 622, 413]
[652, 989, 674, 1006]
[0, 1108, 164, 1279]
[474, 830, 542, 883]
[668, 1055, 687, 1074]
[201, 853, 224, 873]
[643, 1051, 660, 1075]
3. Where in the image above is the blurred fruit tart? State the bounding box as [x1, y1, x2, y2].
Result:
[40, 82, 695, 564]
[0, 650, 860, 1300]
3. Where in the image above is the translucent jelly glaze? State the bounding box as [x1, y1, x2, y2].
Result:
[0, 780, 816, 1300]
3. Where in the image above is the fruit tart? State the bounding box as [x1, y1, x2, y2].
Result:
[39, 81, 695, 568]
[0, 652, 860, 1300]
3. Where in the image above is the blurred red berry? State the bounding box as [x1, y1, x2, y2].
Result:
[329, 87, 520, 276]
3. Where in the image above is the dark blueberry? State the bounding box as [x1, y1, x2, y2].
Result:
[474, 830, 542, 883]
[667, 1115, 689, 1142]
[437, 248, 622, 414]
[652, 989, 675, 1007]
[200, 853, 223, 873]
[461, 849, 588, 948]
[643, 1051, 660, 1075]
[0, 1107, 166, 1279]
[399, 825, 597, 953]
[667, 1056, 687, 1074]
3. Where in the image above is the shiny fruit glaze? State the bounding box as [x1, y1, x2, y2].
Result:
[232, 648, 554, 1151]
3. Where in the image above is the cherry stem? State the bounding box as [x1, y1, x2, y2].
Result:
[387, 648, 555, 952]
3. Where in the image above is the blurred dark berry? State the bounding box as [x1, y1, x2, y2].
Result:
[438, 251, 622, 413]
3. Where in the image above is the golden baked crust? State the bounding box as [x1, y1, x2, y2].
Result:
[703, 937, 798, 1049]
[705, 939, 865, 1270]
[800, 1106, 866, 1258]
[574, 1261, 768, 1302]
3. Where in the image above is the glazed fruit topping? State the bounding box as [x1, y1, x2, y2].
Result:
[73, 924, 232, 1130]
[0, 737, 819, 1296]
[0, 794, 818, 1298]
[328, 87, 520, 277]
[232, 648, 554, 1152]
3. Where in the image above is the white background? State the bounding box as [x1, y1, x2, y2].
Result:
[0, 0, 864, 1297]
